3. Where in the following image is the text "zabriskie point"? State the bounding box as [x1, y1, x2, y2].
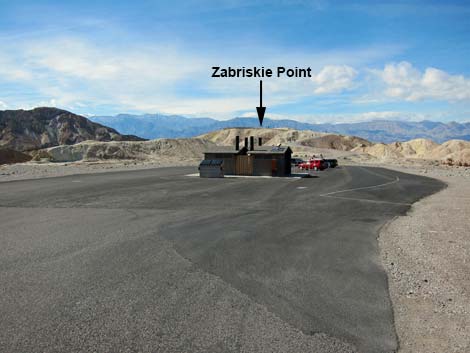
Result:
[212, 66, 312, 78]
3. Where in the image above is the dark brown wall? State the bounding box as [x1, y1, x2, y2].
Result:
[204, 151, 291, 176]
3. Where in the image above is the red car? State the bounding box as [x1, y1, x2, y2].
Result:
[299, 159, 326, 171]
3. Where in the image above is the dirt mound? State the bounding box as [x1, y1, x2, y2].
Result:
[0, 148, 32, 165]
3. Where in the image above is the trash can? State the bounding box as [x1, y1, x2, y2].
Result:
[199, 159, 224, 178]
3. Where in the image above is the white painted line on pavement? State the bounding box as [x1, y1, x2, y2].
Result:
[320, 176, 400, 196]
[321, 194, 411, 206]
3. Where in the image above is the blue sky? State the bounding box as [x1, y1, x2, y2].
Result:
[1, 0, 470, 123]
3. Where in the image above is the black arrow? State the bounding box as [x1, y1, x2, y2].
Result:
[256, 80, 266, 126]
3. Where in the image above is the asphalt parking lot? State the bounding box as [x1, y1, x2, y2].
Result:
[0, 165, 445, 353]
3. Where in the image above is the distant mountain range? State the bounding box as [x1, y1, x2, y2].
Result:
[90, 114, 470, 143]
[0, 107, 145, 151]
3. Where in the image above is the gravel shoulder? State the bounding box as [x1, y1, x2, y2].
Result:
[377, 165, 470, 353]
[0, 159, 199, 182]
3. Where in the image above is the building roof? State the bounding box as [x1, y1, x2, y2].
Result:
[204, 145, 292, 156]
[204, 146, 247, 154]
[248, 146, 292, 155]
[199, 159, 223, 166]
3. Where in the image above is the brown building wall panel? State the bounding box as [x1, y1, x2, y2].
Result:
[252, 159, 272, 176]
[223, 158, 235, 174]
[204, 151, 291, 177]
[235, 155, 253, 175]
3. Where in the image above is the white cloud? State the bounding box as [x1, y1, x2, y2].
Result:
[4, 30, 468, 121]
[379, 61, 470, 102]
[0, 56, 34, 81]
[0, 30, 402, 117]
[0, 36, 212, 113]
[0, 100, 8, 109]
[24, 38, 203, 83]
[311, 65, 357, 94]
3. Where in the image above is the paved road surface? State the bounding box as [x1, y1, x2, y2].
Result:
[0, 166, 444, 353]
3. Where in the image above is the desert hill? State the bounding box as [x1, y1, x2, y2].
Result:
[201, 128, 470, 165]
[28, 128, 470, 166]
[27, 127, 370, 164]
[2, 106, 468, 166]
[0, 107, 145, 152]
[198, 128, 371, 151]
[200, 128, 324, 145]
[298, 134, 372, 150]
[1, 111, 469, 167]
[354, 138, 470, 165]
[33, 138, 216, 164]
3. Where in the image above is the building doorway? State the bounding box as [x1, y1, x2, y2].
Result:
[235, 155, 253, 175]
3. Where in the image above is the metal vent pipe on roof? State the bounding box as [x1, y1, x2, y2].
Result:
[258, 137, 262, 146]
[250, 136, 254, 151]
[235, 136, 240, 150]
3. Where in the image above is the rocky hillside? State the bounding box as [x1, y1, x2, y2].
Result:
[298, 134, 372, 150]
[3, 120, 469, 167]
[201, 128, 470, 165]
[33, 138, 217, 163]
[354, 139, 470, 165]
[0, 148, 32, 164]
[0, 107, 145, 152]
[199, 127, 322, 145]
[30, 128, 367, 163]
[198, 128, 371, 150]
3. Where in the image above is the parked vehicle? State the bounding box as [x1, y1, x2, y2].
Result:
[324, 159, 338, 168]
[299, 159, 326, 171]
[291, 158, 304, 167]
